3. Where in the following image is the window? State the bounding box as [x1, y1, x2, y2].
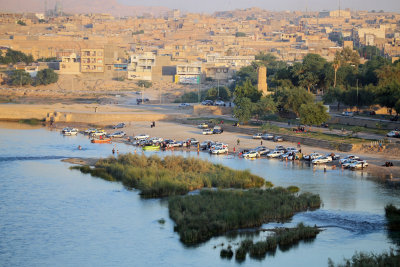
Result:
[108, 66, 112, 70]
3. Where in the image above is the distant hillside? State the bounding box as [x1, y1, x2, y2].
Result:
[0, 0, 170, 17]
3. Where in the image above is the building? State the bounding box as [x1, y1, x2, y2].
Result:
[128, 52, 156, 81]
[175, 63, 202, 84]
[59, 53, 80, 74]
[81, 49, 104, 73]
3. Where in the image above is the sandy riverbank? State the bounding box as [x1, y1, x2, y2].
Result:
[49, 120, 400, 180]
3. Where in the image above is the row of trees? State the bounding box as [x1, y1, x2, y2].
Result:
[0, 49, 33, 65]
[8, 69, 58, 86]
[232, 48, 400, 124]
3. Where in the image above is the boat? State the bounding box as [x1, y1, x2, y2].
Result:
[91, 138, 111, 144]
[142, 144, 160, 151]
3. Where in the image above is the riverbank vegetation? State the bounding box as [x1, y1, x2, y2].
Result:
[71, 153, 266, 198]
[385, 204, 400, 231]
[328, 250, 400, 267]
[168, 189, 321, 244]
[230, 223, 321, 261]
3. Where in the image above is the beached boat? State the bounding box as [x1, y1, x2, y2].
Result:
[91, 138, 111, 144]
[142, 144, 160, 151]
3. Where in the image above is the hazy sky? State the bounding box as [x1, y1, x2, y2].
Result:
[120, 0, 400, 13]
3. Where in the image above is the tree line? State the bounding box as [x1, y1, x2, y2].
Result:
[232, 48, 400, 125]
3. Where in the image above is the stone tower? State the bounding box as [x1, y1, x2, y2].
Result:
[257, 66, 270, 95]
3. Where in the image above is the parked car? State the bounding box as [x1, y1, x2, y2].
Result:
[179, 103, 191, 108]
[90, 129, 106, 137]
[267, 150, 284, 158]
[342, 111, 354, 116]
[84, 128, 97, 134]
[200, 140, 214, 150]
[203, 129, 213, 135]
[134, 134, 149, 140]
[198, 122, 209, 129]
[326, 153, 340, 160]
[108, 131, 126, 138]
[112, 123, 126, 129]
[350, 160, 368, 169]
[214, 100, 225, 106]
[201, 100, 213, 106]
[312, 156, 333, 164]
[213, 126, 223, 134]
[275, 145, 286, 151]
[149, 137, 163, 144]
[387, 130, 400, 138]
[255, 146, 270, 155]
[184, 138, 199, 145]
[243, 150, 259, 158]
[211, 146, 228, 154]
[262, 133, 274, 140]
[339, 155, 359, 164]
[63, 128, 79, 136]
[342, 159, 361, 168]
[286, 147, 298, 153]
[274, 136, 283, 142]
[252, 133, 263, 139]
[303, 153, 323, 161]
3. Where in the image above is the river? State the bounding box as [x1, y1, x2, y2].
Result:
[0, 123, 399, 266]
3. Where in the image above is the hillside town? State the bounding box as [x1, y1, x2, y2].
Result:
[0, 6, 399, 86]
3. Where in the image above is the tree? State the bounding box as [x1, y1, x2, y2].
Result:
[299, 102, 330, 125]
[17, 20, 26, 26]
[8, 70, 32, 86]
[323, 86, 344, 110]
[233, 97, 253, 123]
[137, 80, 152, 88]
[376, 81, 400, 114]
[294, 54, 327, 92]
[234, 79, 262, 103]
[0, 49, 33, 65]
[235, 66, 258, 86]
[275, 87, 314, 116]
[205, 86, 231, 101]
[253, 96, 277, 118]
[376, 62, 400, 87]
[34, 68, 58, 85]
[235, 32, 246, 37]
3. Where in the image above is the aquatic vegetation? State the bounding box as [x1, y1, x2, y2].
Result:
[385, 204, 400, 231]
[18, 118, 43, 125]
[223, 223, 321, 261]
[328, 250, 400, 267]
[169, 189, 321, 244]
[71, 153, 266, 198]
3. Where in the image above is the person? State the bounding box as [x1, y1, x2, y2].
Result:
[297, 142, 301, 149]
[260, 140, 263, 146]
[112, 148, 115, 154]
[237, 139, 240, 146]
[78, 145, 82, 150]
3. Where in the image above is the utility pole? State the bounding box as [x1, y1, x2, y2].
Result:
[356, 79, 359, 110]
[217, 78, 220, 99]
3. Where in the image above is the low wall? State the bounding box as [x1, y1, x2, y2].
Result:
[329, 116, 400, 130]
[192, 105, 232, 116]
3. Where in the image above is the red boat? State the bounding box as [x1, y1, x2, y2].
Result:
[91, 138, 111, 144]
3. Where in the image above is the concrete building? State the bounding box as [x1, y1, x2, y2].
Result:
[59, 53, 80, 74]
[81, 49, 104, 73]
[176, 63, 202, 84]
[128, 52, 156, 81]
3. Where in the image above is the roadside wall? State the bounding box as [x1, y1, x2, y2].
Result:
[329, 116, 400, 130]
[192, 105, 232, 116]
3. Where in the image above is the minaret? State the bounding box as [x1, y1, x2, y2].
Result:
[257, 66, 270, 95]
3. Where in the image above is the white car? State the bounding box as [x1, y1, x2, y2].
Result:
[198, 122, 209, 129]
[211, 146, 228, 154]
[339, 155, 359, 164]
[149, 137, 163, 144]
[63, 128, 78, 136]
[108, 131, 126, 138]
[243, 150, 259, 158]
[90, 130, 106, 137]
[255, 146, 270, 155]
[286, 147, 298, 153]
[350, 160, 368, 169]
[304, 153, 322, 161]
[134, 134, 149, 140]
[262, 133, 274, 140]
[267, 150, 284, 158]
[387, 131, 400, 138]
[203, 129, 213, 135]
[342, 159, 361, 168]
[179, 103, 191, 108]
[84, 128, 97, 134]
[312, 156, 333, 164]
[253, 133, 263, 139]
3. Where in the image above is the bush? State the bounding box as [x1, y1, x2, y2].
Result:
[137, 80, 152, 88]
[34, 68, 58, 85]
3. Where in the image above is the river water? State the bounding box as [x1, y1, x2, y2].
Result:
[0, 123, 399, 267]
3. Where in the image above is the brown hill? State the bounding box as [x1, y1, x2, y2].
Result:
[0, 0, 169, 17]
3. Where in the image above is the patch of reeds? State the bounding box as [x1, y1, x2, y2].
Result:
[168, 189, 321, 245]
[229, 223, 321, 261]
[328, 250, 400, 267]
[71, 153, 266, 198]
[385, 204, 400, 231]
[18, 118, 43, 125]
